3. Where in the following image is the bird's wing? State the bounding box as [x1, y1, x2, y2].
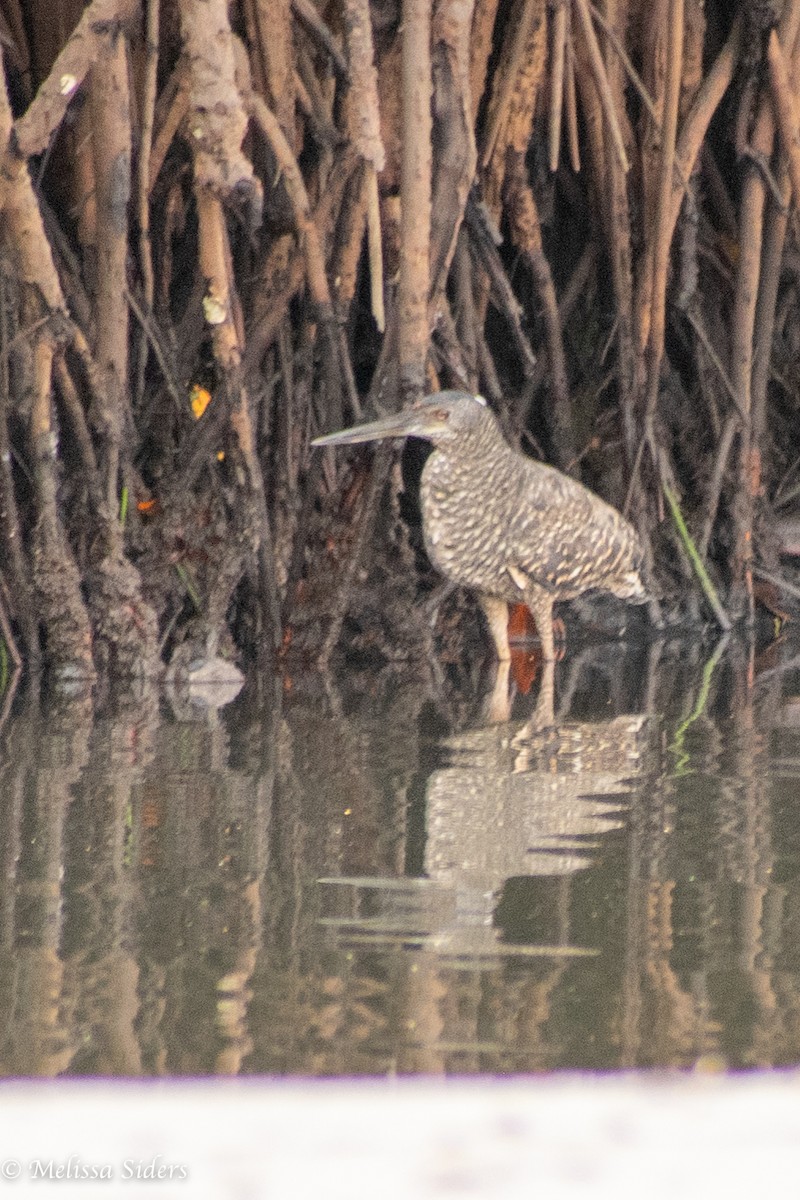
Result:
[505, 466, 621, 593]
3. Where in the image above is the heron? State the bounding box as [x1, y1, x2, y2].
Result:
[313, 390, 648, 665]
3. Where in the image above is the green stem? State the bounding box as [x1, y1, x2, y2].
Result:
[669, 633, 729, 775]
[175, 562, 203, 614]
[662, 479, 732, 631]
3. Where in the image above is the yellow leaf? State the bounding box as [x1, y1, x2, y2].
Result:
[190, 384, 212, 420]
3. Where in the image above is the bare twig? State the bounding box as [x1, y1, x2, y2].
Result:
[15, 0, 140, 157]
[549, 0, 567, 171]
[124, 284, 184, 412]
[249, 93, 333, 315]
[572, 0, 629, 172]
[670, 13, 743, 235]
[601, 0, 637, 465]
[728, 7, 800, 619]
[291, 0, 349, 80]
[481, 0, 540, 168]
[766, 28, 800, 209]
[564, 23, 581, 172]
[366, 167, 385, 332]
[504, 153, 574, 469]
[465, 192, 537, 375]
[343, 0, 386, 331]
[469, 0, 502, 121]
[685, 308, 745, 421]
[429, 0, 478, 297]
[149, 63, 191, 189]
[138, 0, 159, 312]
[753, 565, 800, 605]
[398, 0, 433, 401]
[752, 159, 791, 449]
[589, 2, 660, 130]
[524, 241, 596, 405]
[246, 0, 294, 137]
[91, 33, 133, 521]
[698, 411, 738, 560]
[643, 0, 683, 442]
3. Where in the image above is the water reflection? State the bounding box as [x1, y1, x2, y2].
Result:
[1, 634, 800, 1075]
[321, 714, 648, 964]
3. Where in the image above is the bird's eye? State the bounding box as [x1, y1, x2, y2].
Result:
[435, 409, 449, 421]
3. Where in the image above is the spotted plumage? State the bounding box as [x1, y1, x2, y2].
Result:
[313, 390, 647, 663]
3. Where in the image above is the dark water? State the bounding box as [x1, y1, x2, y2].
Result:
[2, 631, 800, 1077]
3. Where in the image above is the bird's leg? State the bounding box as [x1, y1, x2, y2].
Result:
[525, 588, 555, 662]
[531, 656, 555, 728]
[478, 594, 511, 662]
[526, 587, 556, 726]
[483, 658, 512, 724]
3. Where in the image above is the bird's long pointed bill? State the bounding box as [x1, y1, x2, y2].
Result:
[311, 411, 423, 447]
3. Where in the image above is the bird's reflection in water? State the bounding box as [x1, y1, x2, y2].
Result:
[481, 616, 642, 728]
[320, 643, 652, 964]
[480, 656, 554, 726]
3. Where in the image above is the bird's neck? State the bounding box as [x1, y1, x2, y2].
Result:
[434, 416, 508, 465]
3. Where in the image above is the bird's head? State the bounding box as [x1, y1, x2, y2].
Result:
[312, 391, 494, 448]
